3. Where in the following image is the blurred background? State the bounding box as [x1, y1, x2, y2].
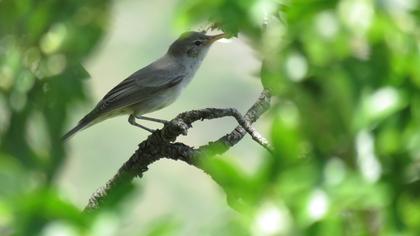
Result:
[1, 0, 419, 235]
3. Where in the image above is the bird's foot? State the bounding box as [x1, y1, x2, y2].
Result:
[134, 115, 168, 124]
[128, 115, 156, 133]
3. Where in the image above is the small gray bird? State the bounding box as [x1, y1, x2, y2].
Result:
[63, 31, 225, 140]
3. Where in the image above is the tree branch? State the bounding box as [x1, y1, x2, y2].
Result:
[198, 89, 271, 154]
[84, 89, 271, 211]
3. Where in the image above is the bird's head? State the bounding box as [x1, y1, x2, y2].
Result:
[167, 31, 225, 59]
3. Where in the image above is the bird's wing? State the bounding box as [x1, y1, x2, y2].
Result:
[97, 73, 184, 113]
[80, 62, 185, 124]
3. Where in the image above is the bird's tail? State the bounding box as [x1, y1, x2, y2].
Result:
[61, 123, 87, 141]
[62, 112, 97, 141]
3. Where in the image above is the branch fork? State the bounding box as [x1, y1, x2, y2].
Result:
[84, 90, 271, 211]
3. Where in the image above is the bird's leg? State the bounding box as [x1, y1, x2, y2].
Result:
[134, 115, 168, 124]
[128, 114, 155, 133]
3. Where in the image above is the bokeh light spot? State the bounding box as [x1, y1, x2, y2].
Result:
[315, 11, 339, 39]
[363, 87, 404, 122]
[285, 52, 307, 82]
[307, 189, 329, 220]
[339, 0, 374, 34]
[324, 158, 346, 186]
[41, 221, 77, 236]
[253, 203, 291, 236]
[356, 130, 382, 183]
[40, 23, 67, 54]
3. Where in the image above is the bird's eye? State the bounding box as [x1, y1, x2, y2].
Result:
[194, 40, 202, 46]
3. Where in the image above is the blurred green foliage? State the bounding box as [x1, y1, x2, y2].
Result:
[1, 0, 420, 235]
[178, 0, 420, 235]
[0, 0, 110, 235]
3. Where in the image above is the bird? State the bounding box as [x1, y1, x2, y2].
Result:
[62, 31, 225, 140]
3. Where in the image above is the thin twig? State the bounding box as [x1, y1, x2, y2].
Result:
[199, 107, 273, 153]
[199, 90, 271, 154]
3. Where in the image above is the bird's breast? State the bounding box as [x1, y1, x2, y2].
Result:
[179, 59, 203, 87]
[131, 83, 183, 115]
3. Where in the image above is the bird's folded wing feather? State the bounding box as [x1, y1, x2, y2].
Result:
[81, 64, 185, 123]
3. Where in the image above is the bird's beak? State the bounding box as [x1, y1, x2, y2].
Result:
[207, 33, 226, 44]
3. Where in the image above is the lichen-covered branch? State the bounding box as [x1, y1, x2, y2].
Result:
[84, 89, 271, 211]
